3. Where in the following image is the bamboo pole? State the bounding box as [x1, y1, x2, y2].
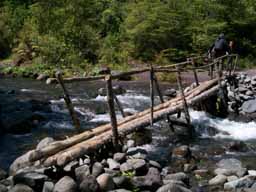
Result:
[175, 66, 192, 137]
[153, 73, 175, 132]
[105, 74, 119, 149]
[55, 71, 80, 131]
[114, 94, 125, 118]
[150, 65, 154, 127]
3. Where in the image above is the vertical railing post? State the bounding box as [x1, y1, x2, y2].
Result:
[150, 65, 154, 127]
[175, 66, 192, 137]
[106, 74, 119, 148]
[191, 58, 199, 86]
[153, 73, 175, 132]
[55, 71, 81, 131]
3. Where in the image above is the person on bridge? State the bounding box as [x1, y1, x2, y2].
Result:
[208, 33, 230, 59]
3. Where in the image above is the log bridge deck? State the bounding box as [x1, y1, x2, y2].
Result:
[11, 54, 239, 173]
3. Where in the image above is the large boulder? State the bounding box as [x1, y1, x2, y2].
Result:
[224, 175, 256, 190]
[13, 171, 48, 191]
[132, 167, 162, 191]
[156, 183, 192, 192]
[53, 176, 77, 192]
[241, 99, 256, 113]
[79, 175, 100, 192]
[96, 173, 115, 191]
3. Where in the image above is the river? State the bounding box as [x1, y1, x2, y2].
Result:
[1, 77, 256, 173]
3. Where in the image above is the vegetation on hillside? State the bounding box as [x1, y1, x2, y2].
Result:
[0, 0, 256, 76]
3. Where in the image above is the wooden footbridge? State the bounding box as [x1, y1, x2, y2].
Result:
[10, 54, 239, 173]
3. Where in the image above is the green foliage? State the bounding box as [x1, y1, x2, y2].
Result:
[1, 0, 256, 74]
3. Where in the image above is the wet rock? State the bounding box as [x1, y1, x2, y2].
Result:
[248, 170, 256, 176]
[107, 158, 120, 170]
[113, 153, 126, 163]
[13, 171, 48, 191]
[227, 175, 239, 182]
[37, 74, 49, 81]
[217, 158, 242, 170]
[156, 183, 192, 192]
[9, 184, 34, 192]
[172, 145, 191, 160]
[36, 137, 55, 150]
[164, 89, 177, 98]
[0, 184, 8, 192]
[46, 78, 57, 85]
[126, 148, 148, 160]
[113, 176, 130, 188]
[127, 140, 135, 148]
[194, 169, 209, 177]
[92, 162, 104, 177]
[164, 172, 189, 187]
[224, 175, 256, 190]
[75, 165, 90, 183]
[149, 160, 161, 170]
[63, 160, 79, 173]
[127, 159, 147, 176]
[97, 173, 115, 191]
[79, 175, 100, 192]
[228, 141, 248, 152]
[53, 176, 77, 192]
[132, 167, 162, 191]
[42, 181, 54, 192]
[242, 99, 256, 113]
[208, 175, 227, 186]
[109, 190, 131, 192]
[120, 162, 133, 173]
[0, 169, 7, 180]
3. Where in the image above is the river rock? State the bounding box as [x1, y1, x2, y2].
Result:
[126, 147, 148, 159]
[127, 159, 147, 176]
[37, 74, 49, 81]
[113, 176, 130, 188]
[46, 78, 57, 85]
[208, 174, 227, 186]
[75, 165, 90, 183]
[164, 89, 177, 98]
[248, 170, 256, 176]
[238, 86, 248, 94]
[107, 158, 120, 170]
[97, 173, 115, 191]
[113, 153, 126, 163]
[108, 189, 131, 192]
[120, 162, 133, 173]
[0, 184, 7, 192]
[246, 90, 254, 96]
[98, 85, 126, 96]
[104, 168, 120, 177]
[228, 141, 248, 152]
[127, 140, 135, 148]
[214, 168, 236, 176]
[172, 145, 191, 160]
[42, 181, 54, 192]
[0, 169, 7, 180]
[251, 80, 256, 86]
[53, 176, 77, 192]
[217, 158, 242, 170]
[227, 175, 239, 182]
[132, 167, 162, 191]
[79, 175, 100, 192]
[149, 160, 162, 170]
[156, 182, 192, 192]
[194, 169, 209, 177]
[9, 184, 34, 192]
[36, 137, 55, 150]
[13, 171, 48, 191]
[63, 160, 79, 172]
[242, 99, 256, 113]
[92, 162, 104, 177]
[164, 172, 189, 187]
[224, 175, 256, 190]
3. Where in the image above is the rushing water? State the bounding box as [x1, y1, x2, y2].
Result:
[1, 77, 256, 171]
